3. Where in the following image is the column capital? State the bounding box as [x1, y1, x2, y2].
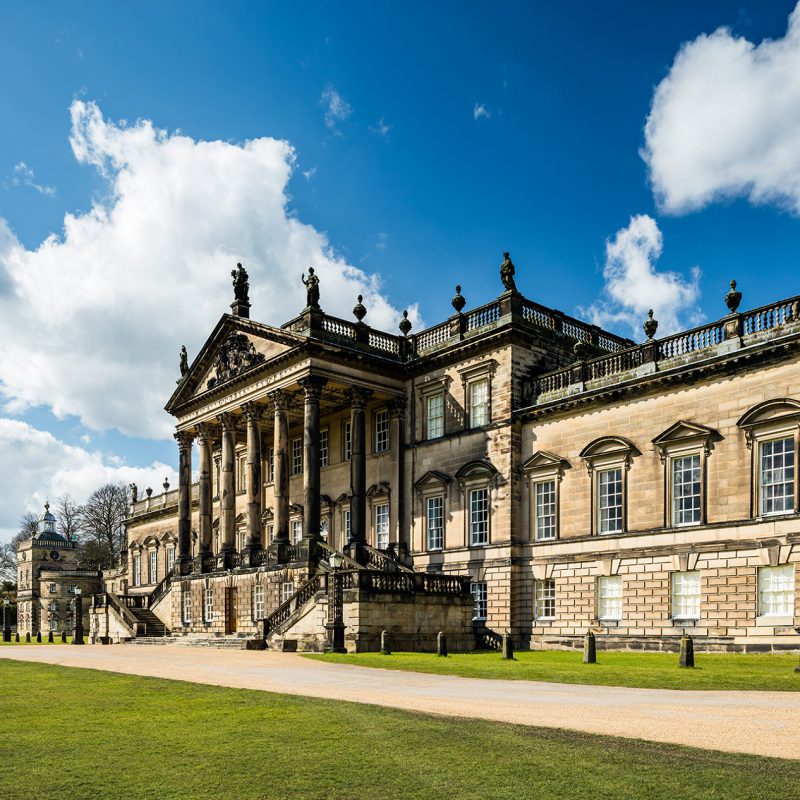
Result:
[196, 422, 217, 443]
[174, 430, 194, 450]
[243, 401, 264, 422]
[348, 386, 373, 410]
[218, 411, 238, 432]
[389, 396, 407, 418]
[299, 375, 327, 400]
[268, 388, 290, 412]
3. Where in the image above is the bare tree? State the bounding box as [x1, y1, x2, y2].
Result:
[78, 482, 130, 568]
[54, 494, 82, 541]
[0, 520, 34, 584]
[18, 512, 38, 539]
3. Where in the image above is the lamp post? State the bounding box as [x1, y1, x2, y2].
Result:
[72, 589, 84, 645]
[2, 598, 11, 643]
[325, 552, 346, 654]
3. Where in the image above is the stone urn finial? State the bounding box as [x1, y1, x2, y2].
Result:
[573, 340, 590, 362]
[145, 487, 153, 498]
[163, 477, 170, 492]
[452, 285, 466, 314]
[399, 310, 412, 336]
[353, 295, 367, 323]
[725, 279, 742, 314]
[643, 309, 658, 340]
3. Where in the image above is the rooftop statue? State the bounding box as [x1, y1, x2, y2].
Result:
[500, 252, 517, 292]
[301, 267, 321, 309]
[231, 262, 250, 304]
[179, 345, 188, 376]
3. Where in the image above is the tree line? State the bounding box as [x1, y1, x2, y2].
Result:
[0, 483, 130, 586]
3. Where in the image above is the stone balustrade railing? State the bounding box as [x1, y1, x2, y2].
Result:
[530, 292, 800, 405]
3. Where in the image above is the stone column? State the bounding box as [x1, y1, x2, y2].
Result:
[174, 430, 194, 574]
[349, 387, 372, 550]
[269, 389, 290, 543]
[389, 398, 407, 554]
[218, 413, 237, 561]
[244, 402, 263, 555]
[299, 376, 327, 541]
[196, 424, 213, 561]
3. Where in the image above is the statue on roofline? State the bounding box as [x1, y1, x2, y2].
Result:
[179, 345, 188, 376]
[301, 267, 320, 310]
[231, 262, 250, 304]
[500, 252, 517, 292]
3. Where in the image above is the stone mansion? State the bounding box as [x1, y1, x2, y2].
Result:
[40, 257, 800, 653]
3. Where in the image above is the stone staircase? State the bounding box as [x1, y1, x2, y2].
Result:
[127, 606, 169, 638]
[126, 635, 253, 649]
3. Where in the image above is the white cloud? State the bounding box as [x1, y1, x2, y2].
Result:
[370, 117, 392, 137]
[643, 3, 800, 215]
[321, 86, 352, 131]
[0, 101, 417, 440]
[0, 418, 177, 543]
[582, 215, 701, 338]
[376, 232, 388, 250]
[302, 166, 317, 181]
[473, 103, 490, 121]
[7, 161, 56, 197]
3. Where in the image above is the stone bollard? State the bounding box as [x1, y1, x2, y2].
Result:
[380, 630, 391, 655]
[47, 631, 53, 644]
[61, 630, 67, 643]
[15, 633, 20, 643]
[437, 631, 447, 657]
[679, 634, 695, 668]
[502, 632, 514, 660]
[583, 629, 597, 664]
[25, 632, 30, 643]
[36, 631, 41, 643]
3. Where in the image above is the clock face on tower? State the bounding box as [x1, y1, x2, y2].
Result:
[50, 551, 60, 561]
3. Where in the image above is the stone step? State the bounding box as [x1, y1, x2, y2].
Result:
[127, 636, 253, 650]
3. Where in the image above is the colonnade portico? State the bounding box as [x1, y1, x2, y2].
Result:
[173, 374, 405, 574]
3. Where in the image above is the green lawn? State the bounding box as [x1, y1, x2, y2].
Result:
[304, 649, 800, 691]
[0, 661, 798, 800]
[0, 635, 74, 645]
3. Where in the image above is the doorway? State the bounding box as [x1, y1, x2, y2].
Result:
[225, 588, 238, 634]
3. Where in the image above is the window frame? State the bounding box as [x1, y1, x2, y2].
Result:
[319, 428, 329, 468]
[281, 580, 295, 605]
[374, 409, 390, 453]
[533, 479, 558, 542]
[182, 584, 191, 624]
[758, 564, 795, 620]
[468, 487, 489, 546]
[342, 420, 352, 462]
[374, 502, 390, 550]
[597, 575, 622, 622]
[758, 435, 796, 517]
[291, 437, 303, 476]
[203, 586, 214, 623]
[426, 392, 445, 440]
[253, 584, 265, 621]
[425, 495, 444, 551]
[670, 570, 701, 622]
[148, 549, 158, 585]
[534, 578, 556, 621]
[470, 581, 487, 621]
[580, 437, 638, 537]
[468, 377, 490, 429]
[597, 466, 624, 535]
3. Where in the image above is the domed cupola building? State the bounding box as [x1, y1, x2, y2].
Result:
[16, 502, 101, 639]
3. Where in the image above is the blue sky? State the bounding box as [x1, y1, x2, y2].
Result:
[2, 1, 800, 537]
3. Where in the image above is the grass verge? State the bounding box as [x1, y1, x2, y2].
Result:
[304, 648, 800, 691]
[0, 659, 798, 800]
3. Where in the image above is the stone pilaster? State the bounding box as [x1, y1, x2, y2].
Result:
[174, 430, 195, 574]
[196, 424, 213, 559]
[299, 376, 327, 541]
[244, 402, 264, 555]
[269, 390, 290, 543]
[348, 387, 372, 557]
[218, 413, 237, 561]
[389, 397, 407, 555]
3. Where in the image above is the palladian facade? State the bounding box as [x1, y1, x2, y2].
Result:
[90, 260, 799, 653]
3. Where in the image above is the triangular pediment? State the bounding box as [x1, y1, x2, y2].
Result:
[522, 450, 570, 473]
[413, 470, 451, 489]
[166, 314, 305, 413]
[652, 421, 718, 448]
